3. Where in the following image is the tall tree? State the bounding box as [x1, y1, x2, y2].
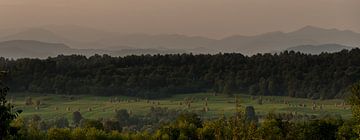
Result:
[0, 71, 21, 139]
[349, 82, 360, 122]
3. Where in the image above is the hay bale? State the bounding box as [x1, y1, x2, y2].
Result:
[312, 106, 316, 110]
[203, 107, 209, 112]
[25, 97, 33, 105]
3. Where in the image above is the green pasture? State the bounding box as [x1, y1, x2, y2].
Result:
[7, 92, 352, 121]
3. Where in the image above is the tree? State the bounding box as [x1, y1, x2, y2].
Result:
[349, 82, 360, 137]
[103, 120, 122, 132]
[349, 82, 360, 122]
[222, 78, 236, 97]
[80, 119, 104, 130]
[72, 111, 83, 126]
[47, 128, 71, 140]
[258, 112, 293, 139]
[175, 113, 202, 139]
[54, 117, 69, 128]
[245, 106, 258, 123]
[176, 113, 202, 128]
[336, 120, 357, 140]
[114, 109, 130, 125]
[0, 71, 21, 139]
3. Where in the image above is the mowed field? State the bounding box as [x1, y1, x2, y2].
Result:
[7, 92, 352, 121]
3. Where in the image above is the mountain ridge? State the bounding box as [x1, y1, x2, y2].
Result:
[0, 25, 359, 55]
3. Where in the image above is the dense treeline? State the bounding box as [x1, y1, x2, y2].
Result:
[1, 49, 360, 99]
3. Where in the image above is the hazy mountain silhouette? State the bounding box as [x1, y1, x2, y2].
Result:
[0, 40, 188, 58]
[213, 26, 360, 54]
[0, 40, 72, 58]
[0, 28, 71, 43]
[42, 25, 115, 42]
[0, 27, 103, 49]
[1, 25, 359, 55]
[285, 44, 352, 54]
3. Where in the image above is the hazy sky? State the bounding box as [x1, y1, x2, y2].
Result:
[0, 0, 359, 38]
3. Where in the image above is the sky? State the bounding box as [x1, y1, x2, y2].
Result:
[0, 0, 359, 38]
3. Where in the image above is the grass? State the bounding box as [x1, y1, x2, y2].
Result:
[7, 92, 352, 121]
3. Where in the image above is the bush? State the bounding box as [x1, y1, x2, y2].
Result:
[47, 128, 71, 140]
[80, 119, 104, 130]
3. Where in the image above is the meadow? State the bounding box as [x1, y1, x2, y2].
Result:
[8, 92, 352, 121]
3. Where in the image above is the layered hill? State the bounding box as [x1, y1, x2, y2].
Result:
[0, 25, 359, 56]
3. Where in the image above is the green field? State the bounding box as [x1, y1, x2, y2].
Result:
[8, 92, 352, 121]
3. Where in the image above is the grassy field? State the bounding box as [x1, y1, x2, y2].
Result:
[7, 92, 352, 121]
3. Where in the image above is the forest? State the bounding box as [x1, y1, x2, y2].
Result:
[1, 49, 360, 99]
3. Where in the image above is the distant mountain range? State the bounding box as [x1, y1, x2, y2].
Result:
[0, 25, 359, 57]
[0, 40, 187, 58]
[0, 40, 72, 58]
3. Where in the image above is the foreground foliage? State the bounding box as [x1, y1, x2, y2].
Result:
[5, 82, 360, 140]
[7, 112, 358, 140]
